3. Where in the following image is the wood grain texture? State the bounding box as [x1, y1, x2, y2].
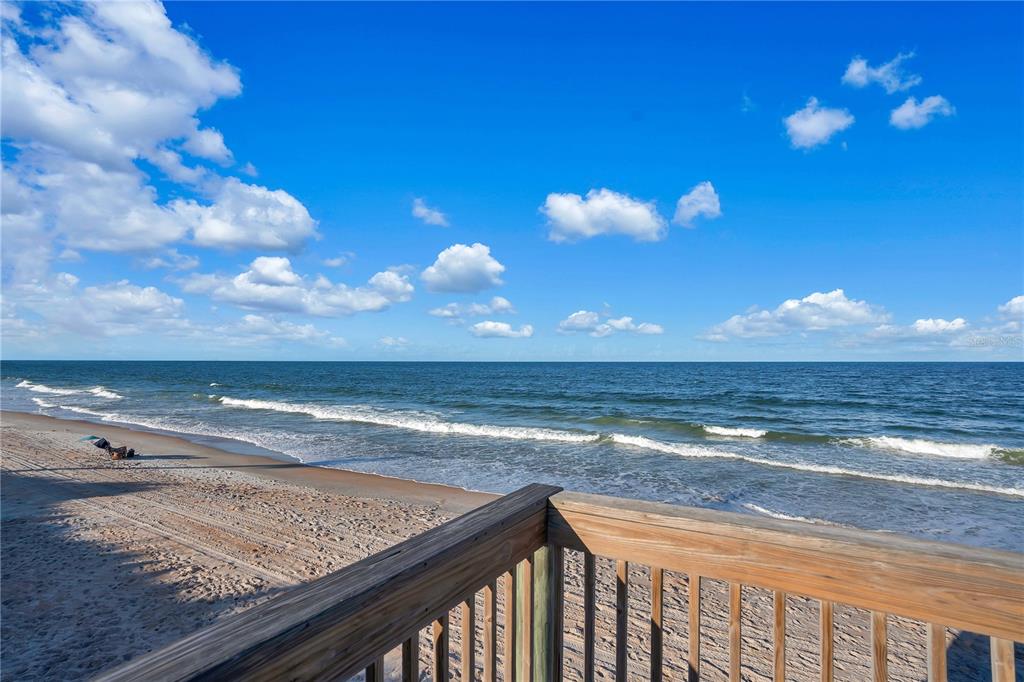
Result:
[483, 581, 496, 682]
[548, 492, 1024, 640]
[462, 598, 476, 681]
[365, 657, 383, 682]
[434, 615, 450, 682]
[820, 601, 833, 682]
[651, 567, 664, 682]
[532, 546, 550, 682]
[516, 557, 533, 682]
[989, 637, 1014, 682]
[504, 571, 516, 682]
[773, 591, 786, 682]
[402, 636, 418, 682]
[549, 544, 564, 682]
[98, 483, 560, 682]
[616, 560, 629, 682]
[729, 583, 742, 682]
[926, 623, 947, 682]
[583, 552, 596, 682]
[870, 611, 887, 682]
[688, 575, 701, 682]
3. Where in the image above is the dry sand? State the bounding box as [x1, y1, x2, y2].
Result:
[0, 411, 1008, 680]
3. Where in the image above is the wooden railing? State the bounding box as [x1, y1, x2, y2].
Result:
[98, 484, 1023, 682]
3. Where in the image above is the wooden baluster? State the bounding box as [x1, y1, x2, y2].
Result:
[434, 614, 450, 682]
[462, 597, 476, 681]
[504, 571, 516, 682]
[688, 575, 701, 682]
[402, 635, 418, 682]
[989, 637, 1014, 682]
[870, 612, 887, 682]
[533, 546, 551, 682]
[516, 558, 533, 682]
[820, 601, 833, 682]
[651, 567, 664, 682]
[773, 591, 786, 682]
[616, 560, 629, 682]
[483, 581, 497, 682]
[583, 552, 596, 682]
[729, 583, 742, 682]
[549, 545, 564, 682]
[365, 656, 384, 682]
[926, 624, 947, 682]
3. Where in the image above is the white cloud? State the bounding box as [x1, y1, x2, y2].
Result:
[470, 321, 534, 338]
[141, 249, 199, 271]
[421, 243, 505, 293]
[842, 52, 922, 94]
[558, 310, 664, 337]
[870, 318, 968, 339]
[175, 177, 318, 250]
[998, 295, 1024, 318]
[542, 188, 667, 242]
[673, 181, 722, 227]
[783, 98, 855, 149]
[429, 296, 515, 320]
[182, 257, 414, 317]
[701, 289, 888, 340]
[217, 314, 345, 347]
[379, 336, 409, 348]
[412, 197, 449, 227]
[889, 95, 955, 130]
[323, 252, 355, 268]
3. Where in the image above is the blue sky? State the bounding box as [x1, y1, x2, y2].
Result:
[2, 1, 1021, 360]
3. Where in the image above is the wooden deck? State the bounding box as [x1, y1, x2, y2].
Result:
[98, 484, 1023, 681]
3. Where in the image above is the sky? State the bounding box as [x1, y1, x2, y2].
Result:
[1, 1, 1022, 361]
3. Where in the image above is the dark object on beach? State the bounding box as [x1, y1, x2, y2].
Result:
[92, 437, 110, 450]
[90, 437, 139, 459]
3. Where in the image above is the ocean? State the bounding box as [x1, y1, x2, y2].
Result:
[2, 361, 1021, 551]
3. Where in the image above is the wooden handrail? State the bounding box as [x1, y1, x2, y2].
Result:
[98, 483, 561, 682]
[547, 491, 1024, 641]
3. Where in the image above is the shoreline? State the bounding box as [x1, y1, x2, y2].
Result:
[1, 410, 495, 515]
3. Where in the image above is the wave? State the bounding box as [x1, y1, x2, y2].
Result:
[608, 434, 1024, 498]
[845, 436, 1001, 460]
[89, 386, 123, 400]
[209, 382, 220, 387]
[215, 396, 601, 444]
[703, 424, 767, 438]
[741, 503, 844, 526]
[16, 380, 81, 396]
[58, 405, 107, 417]
[31, 397, 56, 409]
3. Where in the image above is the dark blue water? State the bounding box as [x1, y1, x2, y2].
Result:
[3, 361, 1021, 550]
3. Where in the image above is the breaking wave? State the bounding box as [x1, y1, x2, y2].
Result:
[89, 386, 123, 400]
[17, 380, 81, 396]
[845, 436, 1000, 460]
[741, 503, 845, 526]
[702, 424, 767, 438]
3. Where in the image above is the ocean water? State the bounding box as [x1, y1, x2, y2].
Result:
[2, 361, 1022, 551]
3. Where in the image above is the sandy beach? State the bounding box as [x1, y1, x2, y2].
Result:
[0, 411, 1002, 681]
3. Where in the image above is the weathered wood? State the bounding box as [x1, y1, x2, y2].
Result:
[548, 492, 1024, 641]
[402, 636, 418, 682]
[462, 597, 476, 681]
[989, 637, 1014, 682]
[616, 560, 629, 682]
[773, 591, 786, 682]
[365, 656, 383, 682]
[870, 611, 887, 682]
[434, 614, 450, 682]
[729, 583, 742, 682]
[483, 581, 497, 682]
[515, 557, 533, 682]
[583, 551, 596, 682]
[651, 567, 664, 682]
[504, 571, 516, 682]
[99, 483, 560, 682]
[926, 623, 947, 682]
[532, 546, 551, 682]
[549, 545, 564, 682]
[688, 575, 701, 682]
[820, 601, 833, 682]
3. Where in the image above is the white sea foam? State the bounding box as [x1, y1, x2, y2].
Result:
[741, 503, 843, 526]
[216, 396, 601, 444]
[703, 425, 767, 438]
[31, 397, 56, 409]
[16, 380, 81, 396]
[609, 433, 1024, 498]
[89, 386, 123, 400]
[210, 382, 220, 387]
[846, 436, 997, 460]
[59, 405, 107, 417]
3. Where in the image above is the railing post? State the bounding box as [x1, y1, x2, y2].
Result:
[515, 557, 533, 682]
[531, 544, 564, 682]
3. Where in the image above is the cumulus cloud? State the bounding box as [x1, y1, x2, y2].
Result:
[323, 252, 355, 268]
[842, 52, 922, 93]
[421, 243, 505, 293]
[141, 249, 200, 271]
[412, 197, 449, 227]
[998, 295, 1024, 318]
[429, 296, 515, 320]
[470, 321, 534, 338]
[542, 189, 667, 242]
[783, 98, 855, 149]
[217, 314, 345, 347]
[558, 310, 664, 338]
[871, 318, 968, 339]
[889, 95, 955, 130]
[673, 181, 722, 227]
[182, 257, 414, 317]
[701, 289, 887, 341]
